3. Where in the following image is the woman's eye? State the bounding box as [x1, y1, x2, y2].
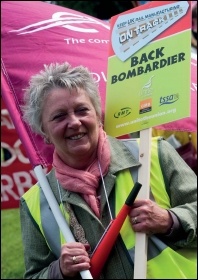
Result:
[52, 114, 65, 121]
[77, 108, 89, 114]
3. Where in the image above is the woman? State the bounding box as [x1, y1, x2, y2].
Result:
[20, 62, 197, 279]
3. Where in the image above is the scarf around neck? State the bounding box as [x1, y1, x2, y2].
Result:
[53, 127, 111, 218]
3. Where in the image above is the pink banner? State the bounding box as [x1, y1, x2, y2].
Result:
[1, 98, 51, 209]
[1, 1, 110, 167]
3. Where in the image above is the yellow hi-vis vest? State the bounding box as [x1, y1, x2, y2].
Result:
[22, 137, 197, 279]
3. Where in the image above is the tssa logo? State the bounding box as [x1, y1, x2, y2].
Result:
[159, 94, 179, 106]
[114, 107, 132, 118]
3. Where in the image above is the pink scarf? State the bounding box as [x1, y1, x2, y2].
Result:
[53, 127, 111, 218]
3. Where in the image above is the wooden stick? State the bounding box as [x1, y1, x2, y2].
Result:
[133, 128, 152, 279]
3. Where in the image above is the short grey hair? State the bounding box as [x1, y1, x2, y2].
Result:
[22, 62, 102, 136]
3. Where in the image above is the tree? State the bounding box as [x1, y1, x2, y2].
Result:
[44, 1, 138, 19]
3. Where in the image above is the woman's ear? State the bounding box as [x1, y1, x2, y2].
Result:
[98, 120, 103, 127]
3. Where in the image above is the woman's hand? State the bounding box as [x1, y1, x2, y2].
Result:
[60, 242, 91, 278]
[129, 199, 173, 235]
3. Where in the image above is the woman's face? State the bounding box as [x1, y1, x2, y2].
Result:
[41, 87, 100, 168]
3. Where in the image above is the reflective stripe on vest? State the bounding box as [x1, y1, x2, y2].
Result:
[22, 184, 68, 258]
[40, 190, 61, 258]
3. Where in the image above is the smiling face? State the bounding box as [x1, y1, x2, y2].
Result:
[41, 87, 101, 169]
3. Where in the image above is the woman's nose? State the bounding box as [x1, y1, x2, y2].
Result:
[67, 114, 81, 128]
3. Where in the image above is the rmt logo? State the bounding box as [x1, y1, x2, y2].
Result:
[114, 107, 132, 118]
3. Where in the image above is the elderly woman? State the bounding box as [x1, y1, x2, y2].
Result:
[20, 62, 197, 279]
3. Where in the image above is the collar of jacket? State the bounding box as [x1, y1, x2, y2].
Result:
[107, 135, 140, 174]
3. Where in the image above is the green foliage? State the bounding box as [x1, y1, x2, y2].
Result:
[56, 1, 134, 19]
[1, 209, 25, 279]
[58, 1, 100, 17]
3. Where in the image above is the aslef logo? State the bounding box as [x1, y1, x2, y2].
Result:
[140, 75, 154, 98]
[9, 11, 110, 35]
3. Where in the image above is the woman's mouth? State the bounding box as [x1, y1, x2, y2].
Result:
[67, 133, 85, 140]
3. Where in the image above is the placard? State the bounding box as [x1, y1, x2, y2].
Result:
[104, 1, 191, 137]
